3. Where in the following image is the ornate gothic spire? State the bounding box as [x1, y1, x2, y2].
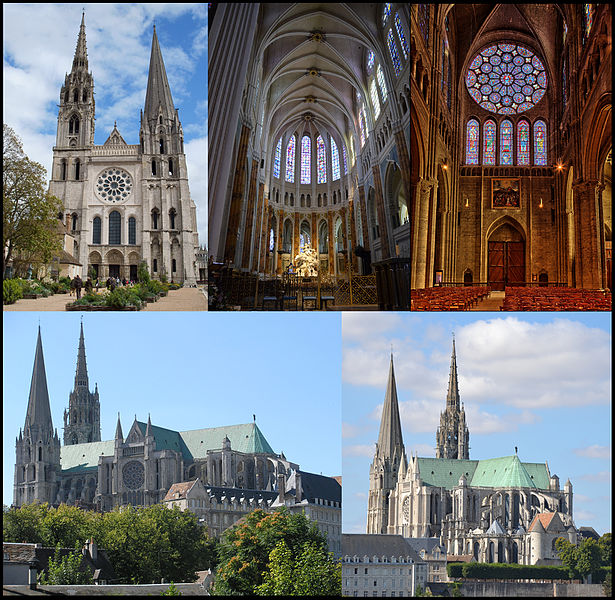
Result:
[143, 25, 176, 121]
[72, 12, 89, 73]
[24, 326, 54, 438]
[446, 334, 460, 410]
[74, 320, 89, 389]
[376, 353, 405, 460]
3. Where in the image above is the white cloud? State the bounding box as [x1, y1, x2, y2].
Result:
[342, 312, 405, 343]
[342, 422, 361, 439]
[573, 445, 611, 460]
[575, 509, 597, 521]
[579, 471, 611, 483]
[343, 444, 375, 458]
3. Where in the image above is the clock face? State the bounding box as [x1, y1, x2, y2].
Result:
[96, 168, 133, 203]
[122, 460, 144, 490]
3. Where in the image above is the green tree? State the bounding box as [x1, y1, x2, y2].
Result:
[603, 572, 611, 596]
[39, 503, 97, 549]
[138, 260, 150, 283]
[3, 124, 63, 277]
[576, 538, 602, 582]
[40, 546, 93, 585]
[555, 537, 579, 579]
[598, 533, 611, 566]
[213, 508, 330, 596]
[2, 502, 49, 543]
[255, 540, 340, 596]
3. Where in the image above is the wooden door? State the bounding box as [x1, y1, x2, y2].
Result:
[488, 242, 505, 290]
[488, 241, 524, 289]
[507, 241, 525, 285]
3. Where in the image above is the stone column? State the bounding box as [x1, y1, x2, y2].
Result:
[256, 192, 268, 273]
[341, 206, 348, 275]
[572, 180, 603, 288]
[393, 127, 411, 208]
[412, 179, 434, 288]
[208, 3, 259, 261]
[372, 164, 390, 259]
[241, 157, 259, 269]
[292, 212, 300, 261]
[348, 198, 358, 272]
[327, 212, 335, 275]
[276, 211, 284, 275]
[358, 186, 370, 252]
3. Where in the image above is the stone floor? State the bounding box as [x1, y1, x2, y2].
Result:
[3, 287, 207, 312]
[470, 290, 505, 311]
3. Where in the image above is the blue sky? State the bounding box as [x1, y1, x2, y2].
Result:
[342, 312, 612, 536]
[3, 3, 207, 243]
[3, 312, 342, 507]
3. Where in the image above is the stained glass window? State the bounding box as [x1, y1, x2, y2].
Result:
[331, 138, 340, 181]
[316, 135, 326, 184]
[359, 110, 366, 148]
[370, 79, 381, 119]
[387, 30, 401, 77]
[285, 136, 295, 183]
[418, 4, 429, 45]
[394, 13, 409, 60]
[584, 5, 594, 43]
[273, 137, 282, 178]
[367, 50, 374, 71]
[517, 120, 530, 165]
[301, 135, 311, 184]
[466, 43, 547, 114]
[483, 119, 496, 165]
[377, 64, 388, 103]
[534, 120, 547, 166]
[343, 144, 348, 174]
[383, 3, 391, 25]
[500, 120, 513, 165]
[563, 21, 568, 45]
[466, 119, 479, 165]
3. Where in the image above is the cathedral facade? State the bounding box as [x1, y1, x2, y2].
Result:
[14, 325, 340, 547]
[49, 16, 199, 285]
[410, 4, 611, 292]
[367, 341, 577, 565]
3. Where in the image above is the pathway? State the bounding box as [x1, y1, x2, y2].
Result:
[470, 290, 505, 311]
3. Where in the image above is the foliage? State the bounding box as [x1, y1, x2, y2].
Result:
[105, 287, 142, 309]
[447, 561, 572, 581]
[212, 508, 330, 596]
[598, 533, 611, 566]
[449, 581, 463, 597]
[603, 571, 611, 596]
[138, 260, 150, 284]
[593, 566, 611, 584]
[3, 278, 22, 304]
[3, 501, 49, 543]
[556, 537, 603, 582]
[73, 292, 107, 306]
[255, 540, 340, 596]
[40, 545, 93, 585]
[59, 276, 72, 287]
[160, 581, 182, 595]
[3, 124, 63, 277]
[39, 503, 98, 549]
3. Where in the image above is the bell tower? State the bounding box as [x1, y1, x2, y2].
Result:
[63, 321, 101, 445]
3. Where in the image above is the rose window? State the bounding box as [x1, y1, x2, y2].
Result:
[122, 460, 144, 490]
[96, 168, 133, 203]
[466, 43, 547, 114]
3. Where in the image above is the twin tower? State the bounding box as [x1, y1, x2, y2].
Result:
[367, 337, 469, 534]
[14, 324, 99, 507]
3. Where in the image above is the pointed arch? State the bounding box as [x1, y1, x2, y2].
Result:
[483, 119, 496, 165]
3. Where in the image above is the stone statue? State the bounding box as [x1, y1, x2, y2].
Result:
[294, 246, 318, 277]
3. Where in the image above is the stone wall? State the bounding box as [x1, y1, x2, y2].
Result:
[457, 581, 606, 597]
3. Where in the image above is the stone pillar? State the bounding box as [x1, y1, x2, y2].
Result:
[208, 3, 259, 261]
[241, 157, 259, 269]
[572, 180, 603, 288]
[394, 127, 411, 208]
[256, 192, 268, 273]
[292, 212, 300, 262]
[372, 164, 390, 259]
[327, 212, 335, 275]
[358, 186, 370, 252]
[412, 179, 434, 289]
[311, 212, 318, 252]
[341, 206, 348, 275]
[224, 123, 252, 265]
[276, 211, 284, 275]
[348, 198, 358, 272]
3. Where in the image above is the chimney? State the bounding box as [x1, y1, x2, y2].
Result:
[277, 473, 286, 503]
[295, 471, 302, 502]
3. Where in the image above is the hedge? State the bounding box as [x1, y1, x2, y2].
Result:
[447, 562, 572, 580]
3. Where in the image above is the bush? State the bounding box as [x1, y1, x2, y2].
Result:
[138, 261, 150, 284]
[105, 287, 142, 309]
[73, 292, 106, 306]
[456, 562, 571, 581]
[593, 566, 611, 584]
[3, 279, 23, 304]
[60, 276, 72, 287]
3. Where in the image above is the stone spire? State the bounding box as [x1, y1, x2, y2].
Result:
[74, 320, 89, 389]
[71, 12, 89, 73]
[446, 335, 460, 410]
[143, 25, 176, 121]
[115, 413, 123, 441]
[24, 326, 54, 439]
[376, 353, 405, 460]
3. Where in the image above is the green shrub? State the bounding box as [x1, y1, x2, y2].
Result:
[73, 293, 106, 306]
[3, 279, 23, 304]
[458, 562, 571, 581]
[105, 287, 142, 309]
[137, 261, 150, 284]
[593, 566, 611, 584]
[447, 563, 464, 578]
[59, 276, 72, 287]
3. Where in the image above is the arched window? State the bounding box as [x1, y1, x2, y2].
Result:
[74, 159, 80, 180]
[151, 160, 157, 176]
[159, 138, 165, 154]
[319, 220, 329, 253]
[316, 135, 326, 184]
[92, 217, 101, 244]
[383, 3, 391, 26]
[108, 211, 121, 245]
[172, 258, 176, 273]
[534, 120, 547, 165]
[466, 119, 479, 165]
[517, 120, 530, 165]
[376, 64, 388, 103]
[394, 13, 409, 60]
[152, 209, 159, 230]
[128, 217, 136, 245]
[367, 50, 375, 71]
[285, 136, 295, 183]
[331, 138, 340, 181]
[273, 137, 282, 178]
[153, 258, 158, 273]
[500, 120, 513, 165]
[61, 160, 67, 181]
[583, 4, 594, 44]
[71, 213, 78, 231]
[483, 119, 496, 165]
[69, 115, 80, 135]
[370, 79, 381, 119]
[74, 89, 79, 103]
[169, 208, 176, 230]
[387, 30, 401, 76]
[301, 135, 311, 184]
[417, 5, 429, 44]
[168, 158, 174, 176]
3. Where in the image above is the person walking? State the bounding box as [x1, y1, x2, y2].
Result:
[84, 277, 93, 294]
[74, 274, 83, 299]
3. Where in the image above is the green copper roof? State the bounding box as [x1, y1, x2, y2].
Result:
[416, 456, 550, 490]
[179, 423, 275, 458]
[61, 440, 115, 473]
[135, 421, 193, 460]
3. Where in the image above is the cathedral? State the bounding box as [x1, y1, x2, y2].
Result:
[49, 15, 200, 285]
[410, 4, 611, 310]
[367, 342, 578, 565]
[13, 324, 340, 549]
[208, 4, 410, 309]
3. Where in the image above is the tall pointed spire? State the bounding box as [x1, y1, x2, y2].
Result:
[446, 334, 460, 410]
[72, 12, 89, 72]
[143, 25, 176, 121]
[25, 326, 54, 436]
[376, 353, 405, 459]
[115, 413, 123, 440]
[74, 320, 89, 389]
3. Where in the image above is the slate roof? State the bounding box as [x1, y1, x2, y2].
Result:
[415, 455, 550, 490]
[61, 440, 114, 473]
[298, 471, 342, 504]
[204, 486, 278, 503]
[405, 537, 445, 556]
[342, 534, 424, 563]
